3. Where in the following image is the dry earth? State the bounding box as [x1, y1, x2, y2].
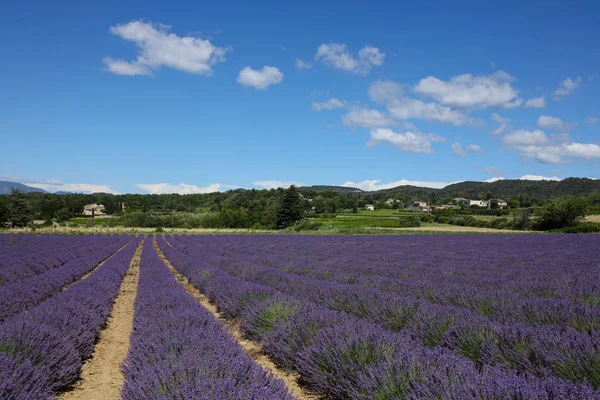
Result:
[59, 241, 142, 400]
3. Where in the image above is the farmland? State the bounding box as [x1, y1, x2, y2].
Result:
[1, 234, 599, 399]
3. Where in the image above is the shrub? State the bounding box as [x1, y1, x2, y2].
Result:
[292, 219, 322, 231]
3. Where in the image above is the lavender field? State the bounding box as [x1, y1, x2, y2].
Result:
[1, 233, 599, 399]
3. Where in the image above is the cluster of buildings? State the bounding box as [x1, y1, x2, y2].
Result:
[407, 198, 508, 212]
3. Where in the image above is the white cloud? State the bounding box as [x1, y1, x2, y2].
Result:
[491, 124, 507, 136]
[553, 76, 582, 99]
[342, 179, 450, 191]
[585, 117, 598, 125]
[315, 43, 385, 74]
[358, 46, 385, 66]
[103, 58, 152, 76]
[135, 183, 221, 194]
[502, 129, 600, 164]
[414, 71, 522, 109]
[368, 80, 403, 104]
[104, 21, 228, 76]
[524, 96, 546, 108]
[237, 66, 283, 90]
[295, 58, 312, 70]
[342, 109, 391, 129]
[502, 129, 550, 146]
[253, 180, 302, 189]
[451, 142, 467, 157]
[491, 113, 509, 123]
[483, 166, 506, 177]
[24, 180, 119, 194]
[518, 175, 561, 181]
[486, 177, 505, 182]
[537, 115, 563, 130]
[450, 143, 481, 157]
[466, 144, 483, 153]
[368, 80, 472, 126]
[428, 133, 447, 143]
[367, 128, 434, 153]
[312, 98, 346, 111]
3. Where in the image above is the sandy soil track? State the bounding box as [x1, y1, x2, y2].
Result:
[59, 241, 142, 400]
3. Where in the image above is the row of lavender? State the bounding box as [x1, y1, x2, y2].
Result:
[0, 235, 124, 285]
[0, 235, 132, 321]
[158, 235, 599, 398]
[120, 237, 293, 399]
[168, 234, 599, 387]
[0, 236, 141, 399]
[173, 234, 600, 314]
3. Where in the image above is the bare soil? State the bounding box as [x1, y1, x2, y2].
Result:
[59, 241, 143, 400]
[153, 237, 320, 400]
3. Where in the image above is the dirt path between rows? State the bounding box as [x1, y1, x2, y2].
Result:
[153, 236, 320, 400]
[61, 238, 135, 293]
[59, 240, 143, 400]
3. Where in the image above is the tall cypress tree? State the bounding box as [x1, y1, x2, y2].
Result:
[8, 189, 33, 228]
[276, 185, 303, 229]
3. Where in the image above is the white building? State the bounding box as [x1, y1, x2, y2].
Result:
[83, 203, 105, 216]
[364, 204, 375, 211]
[469, 200, 487, 208]
[487, 199, 508, 209]
[385, 198, 395, 206]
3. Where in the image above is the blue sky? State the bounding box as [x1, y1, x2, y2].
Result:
[1, 0, 598, 194]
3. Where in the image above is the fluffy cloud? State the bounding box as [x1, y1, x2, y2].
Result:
[491, 113, 509, 123]
[104, 21, 228, 76]
[315, 43, 385, 74]
[518, 175, 561, 181]
[295, 58, 312, 69]
[135, 183, 221, 194]
[502, 129, 600, 164]
[368, 80, 472, 126]
[585, 117, 598, 125]
[451, 142, 467, 157]
[483, 166, 507, 177]
[367, 128, 434, 154]
[342, 179, 450, 191]
[253, 180, 302, 189]
[491, 124, 507, 136]
[237, 66, 283, 90]
[466, 144, 483, 153]
[312, 98, 346, 111]
[537, 115, 563, 130]
[553, 76, 582, 100]
[524, 96, 546, 108]
[24, 180, 119, 194]
[502, 129, 550, 147]
[451, 143, 482, 157]
[414, 71, 522, 109]
[342, 109, 392, 129]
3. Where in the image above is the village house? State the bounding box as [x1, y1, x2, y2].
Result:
[487, 199, 508, 209]
[82, 203, 105, 217]
[468, 200, 488, 208]
[364, 204, 375, 211]
[408, 201, 429, 212]
[385, 198, 395, 206]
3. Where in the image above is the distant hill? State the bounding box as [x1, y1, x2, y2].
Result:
[300, 185, 363, 193]
[374, 178, 600, 201]
[0, 181, 47, 194]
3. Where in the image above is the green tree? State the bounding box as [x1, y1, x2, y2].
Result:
[276, 185, 303, 229]
[8, 189, 33, 228]
[535, 197, 589, 230]
[0, 198, 8, 228]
